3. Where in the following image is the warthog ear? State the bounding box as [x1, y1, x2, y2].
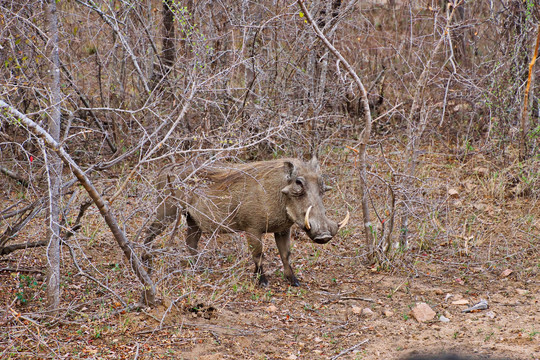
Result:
[308, 156, 321, 173]
[284, 160, 297, 181]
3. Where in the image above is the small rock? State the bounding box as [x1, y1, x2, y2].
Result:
[485, 311, 496, 319]
[444, 311, 452, 319]
[462, 299, 488, 313]
[266, 305, 278, 312]
[314, 337, 323, 343]
[433, 288, 444, 295]
[383, 310, 394, 317]
[411, 303, 436, 322]
[451, 299, 469, 305]
[516, 288, 528, 295]
[500, 269, 513, 278]
[439, 315, 450, 323]
[352, 306, 362, 314]
[287, 355, 297, 360]
[362, 308, 375, 317]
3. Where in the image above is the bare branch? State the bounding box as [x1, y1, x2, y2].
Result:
[298, 0, 374, 258]
[0, 99, 156, 305]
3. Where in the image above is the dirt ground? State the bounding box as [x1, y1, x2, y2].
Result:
[1, 150, 539, 359]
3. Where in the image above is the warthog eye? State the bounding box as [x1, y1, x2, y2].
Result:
[295, 177, 306, 187]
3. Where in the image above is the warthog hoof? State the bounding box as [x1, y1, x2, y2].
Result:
[290, 277, 300, 287]
[257, 274, 269, 287]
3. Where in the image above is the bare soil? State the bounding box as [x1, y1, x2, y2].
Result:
[1, 150, 539, 360]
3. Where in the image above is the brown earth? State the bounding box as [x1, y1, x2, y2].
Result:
[1, 150, 539, 360]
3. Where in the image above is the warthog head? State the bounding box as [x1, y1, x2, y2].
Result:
[281, 157, 349, 244]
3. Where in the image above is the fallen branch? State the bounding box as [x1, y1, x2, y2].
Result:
[0, 202, 43, 249]
[0, 240, 47, 256]
[0, 267, 44, 274]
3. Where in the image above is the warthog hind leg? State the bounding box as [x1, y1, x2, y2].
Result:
[246, 231, 268, 286]
[275, 229, 300, 287]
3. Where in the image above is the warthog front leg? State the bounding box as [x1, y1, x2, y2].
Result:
[185, 213, 202, 256]
[246, 231, 268, 287]
[275, 229, 300, 287]
[142, 199, 179, 275]
[140, 198, 178, 304]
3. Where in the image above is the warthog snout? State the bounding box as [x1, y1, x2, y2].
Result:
[303, 205, 350, 244]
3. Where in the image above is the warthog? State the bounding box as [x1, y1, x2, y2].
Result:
[143, 157, 349, 286]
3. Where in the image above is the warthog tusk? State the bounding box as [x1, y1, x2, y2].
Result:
[304, 205, 313, 230]
[338, 210, 350, 230]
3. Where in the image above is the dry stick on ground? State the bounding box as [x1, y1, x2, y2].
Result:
[0, 100, 157, 305]
[519, 23, 540, 161]
[330, 339, 369, 360]
[297, 0, 375, 259]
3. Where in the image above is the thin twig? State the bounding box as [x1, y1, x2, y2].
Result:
[64, 240, 127, 308]
[330, 339, 369, 360]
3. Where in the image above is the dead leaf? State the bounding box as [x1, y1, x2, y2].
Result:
[464, 182, 476, 192]
[473, 203, 487, 211]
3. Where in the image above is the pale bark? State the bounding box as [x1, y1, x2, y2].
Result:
[45, 0, 63, 310]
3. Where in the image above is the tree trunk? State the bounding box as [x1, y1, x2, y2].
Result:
[45, 0, 63, 310]
[162, 0, 175, 70]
